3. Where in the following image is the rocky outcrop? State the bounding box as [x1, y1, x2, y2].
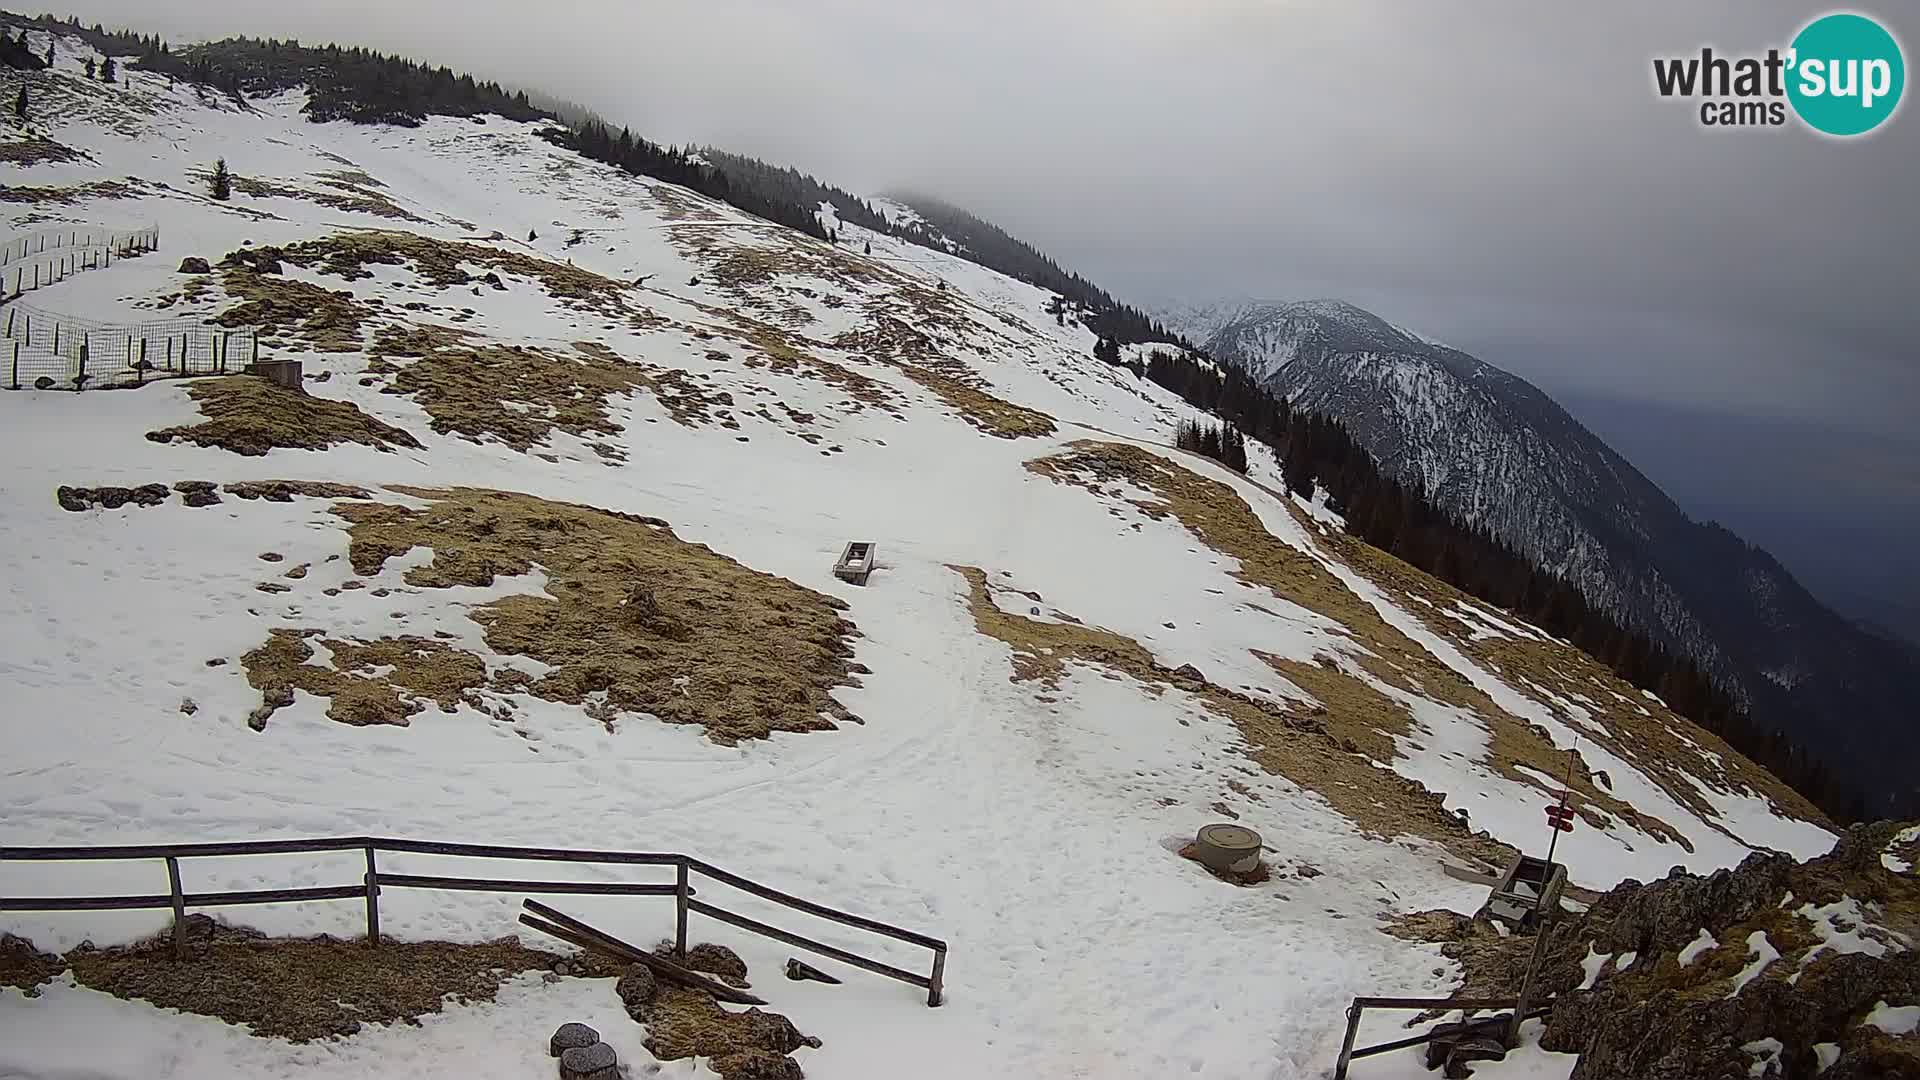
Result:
[1530, 823, 1920, 1080]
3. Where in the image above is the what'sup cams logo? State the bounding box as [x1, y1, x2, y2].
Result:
[1653, 11, 1905, 136]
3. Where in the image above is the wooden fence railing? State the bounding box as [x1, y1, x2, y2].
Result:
[0, 836, 947, 1006]
[1331, 995, 1552, 1078]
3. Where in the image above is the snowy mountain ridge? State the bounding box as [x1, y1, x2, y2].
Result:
[1163, 297, 1920, 820]
[0, 22, 1872, 1080]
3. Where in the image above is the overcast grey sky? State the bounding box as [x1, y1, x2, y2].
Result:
[47, 0, 1920, 629]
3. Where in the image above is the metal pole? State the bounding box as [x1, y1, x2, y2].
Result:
[166, 856, 187, 960]
[1507, 912, 1556, 1048]
[363, 844, 381, 946]
[1546, 741, 1577, 866]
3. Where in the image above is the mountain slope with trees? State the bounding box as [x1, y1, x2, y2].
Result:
[1166, 299, 1920, 821]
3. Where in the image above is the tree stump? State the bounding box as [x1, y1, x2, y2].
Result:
[558, 1042, 619, 1080]
[549, 1022, 599, 1058]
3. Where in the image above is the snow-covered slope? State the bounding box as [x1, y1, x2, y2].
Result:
[0, 38, 1838, 1080]
[1164, 298, 1920, 823]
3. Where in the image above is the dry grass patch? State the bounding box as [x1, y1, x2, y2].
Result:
[243, 628, 489, 729]
[1311, 514, 1828, 831]
[704, 307, 898, 415]
[0, 933, 64, 996]
[0, 135, 86, 165]
[145, 376, 422, 456]
[637, 984, 821, 1077]
[228, 174, 426, 223]
[268, 231, 662, 327]
[224, 479, 370, 502]
[1027, 442, 1687, 847]
[952, 565, 1510, 867]
[332, 487, 863, 743]
[66, 919, 559, 1041]
[573, 339, 738, 430]
[0, 179, 134, 204]
[836, 316, 1055, 438]
[365, 325, 646, 454]
[216, 264, 376, 353]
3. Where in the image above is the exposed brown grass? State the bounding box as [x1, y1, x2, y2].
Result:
[622, 945, 820, 1079]
[216, 263, 376, 353]
[836, 316, 1055, 438]
[1024, 442, 1688, 846]
[0, 179, 134, 204]
[0, 933, 65, 996]
[703, 307, 898, 415]
[951, 564, 1511, 867]
[242, 628, 489, 729]
[573, 339, 739, 430]
[224, 479, 370, 502]
[0, 135, 86, 165]
[145, 376, 422, 456]
[1309, 508, 1829, 831]
[331, 487, 864, 743]
[228, 174, 426, 223]
[364, 325, 646, 454]
[66, 920, 558, 1041]
[268, 231, 663, 328]
[637, 985, 821, 1077]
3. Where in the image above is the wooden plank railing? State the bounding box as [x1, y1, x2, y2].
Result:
[0, 836, 947, 1006]
[1331, 995, 1552, 1079]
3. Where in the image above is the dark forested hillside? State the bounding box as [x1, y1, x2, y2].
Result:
[144, 39, 546, 126]
[1140, 347, 1855, 822]
[884, 194, 1182, 346]
[0, 15, 548, 126]
[544, 123, 829, 241]
[702, 149, 893, 236]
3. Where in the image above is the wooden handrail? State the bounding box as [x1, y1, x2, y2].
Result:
[685, 857, 948, 952]
[1, 835, 948, 1006]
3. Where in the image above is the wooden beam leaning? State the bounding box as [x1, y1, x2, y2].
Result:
[519, 899, 767, 1006]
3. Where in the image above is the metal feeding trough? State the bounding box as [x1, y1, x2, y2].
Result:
[1191, 823, 1263, 875]
[1482, 854, 1567, 932]
[833, 542, 877, 586]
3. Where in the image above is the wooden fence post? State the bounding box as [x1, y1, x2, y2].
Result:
[166, 856, 187, 960]
[928, 946, 946, 1007]
[675, 859, 690, 958]
[1332, 1001, 1363, 1080]
[10, 341, 18, 390]
[363, 844, 381, 946]
[51, 322, 58, 351]
[78, 337, 88, 388]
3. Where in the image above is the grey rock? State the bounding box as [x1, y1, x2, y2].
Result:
[549, 1022, 599, 1058]
[615, 964, 657, 1017]
[177, 257, 211, 274]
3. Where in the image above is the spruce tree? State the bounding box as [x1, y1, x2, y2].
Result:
[863, 240, 871, 256]
[13, 86, 25, 123]
[45, 42, 54, 66]
[100, 55, 116, 83]
[85, 56, 95, 79]
[210, 158, 231, 201]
